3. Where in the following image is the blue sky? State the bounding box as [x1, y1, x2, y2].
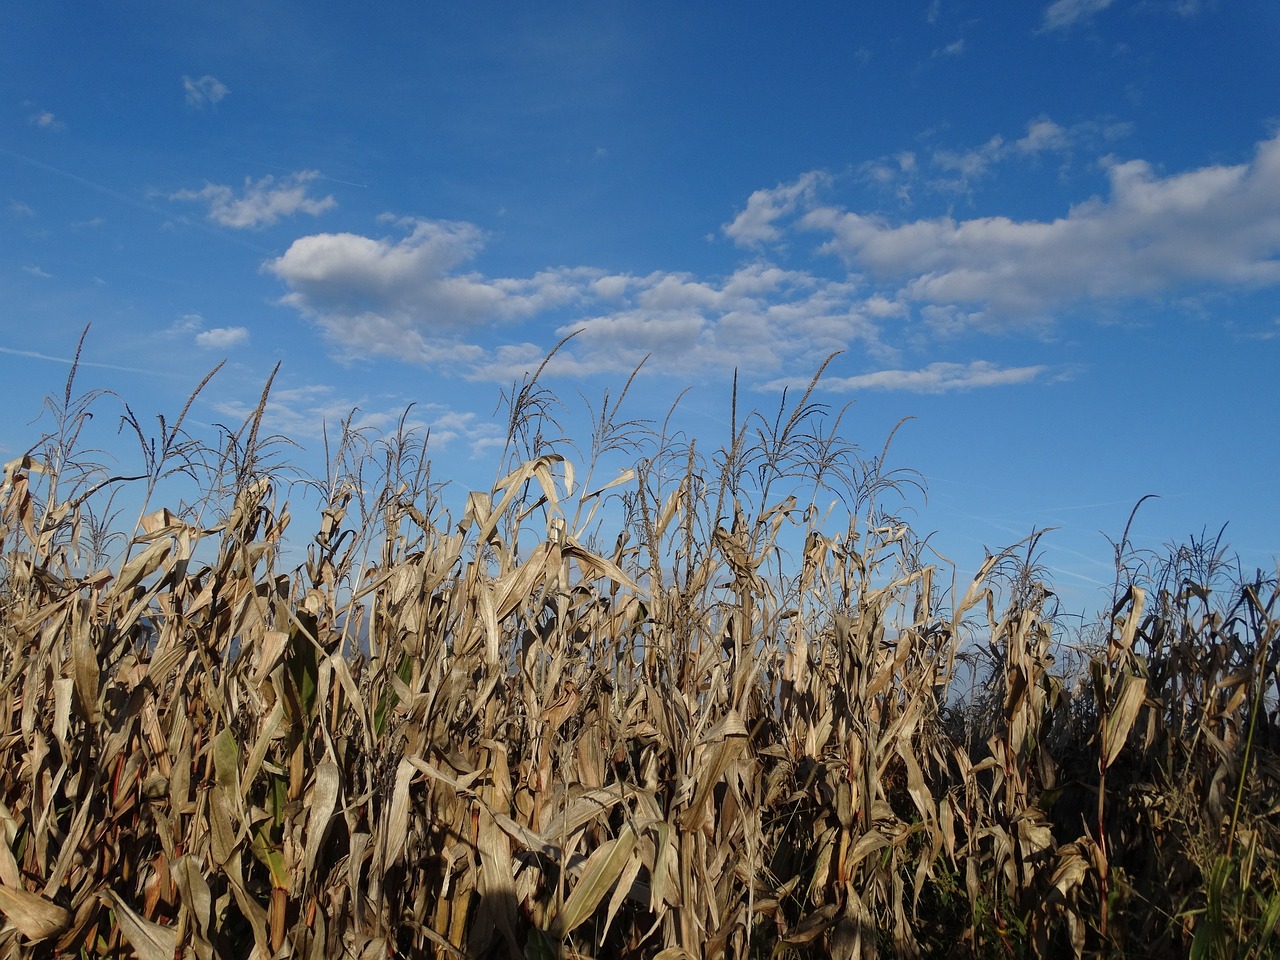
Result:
[3, 0, 1278, 614]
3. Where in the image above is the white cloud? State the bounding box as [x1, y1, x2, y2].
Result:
[592, 275, 630, 299]
[767, 360, 1048, 394]
[801, 131, 1280, 322]
[267, 217, 591, 362]
[171, 170, 336, 229]
[934, 39, 965, 57]
[1040, 0, 1114, 31]
[183, 74, 229, 108]
[722, 172, 826, 247]
[9, 201, 35, 218]
[164, 314, 247, 350]
[22, 265, 53, 279]
[195, 326, 249, 349]
[865, 295, 908, 318]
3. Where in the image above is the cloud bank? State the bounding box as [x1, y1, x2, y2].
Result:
[264, 128, 1280, 391]
[268, 216, 891, 378]
[749, 130, 1280, 322]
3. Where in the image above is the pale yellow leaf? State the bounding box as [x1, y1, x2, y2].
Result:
[303, 759, 341, 880]
[550, 825, 638, 939]
[1103, 673, 1147, 769]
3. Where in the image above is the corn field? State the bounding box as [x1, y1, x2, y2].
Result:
[0, 345, 1276, 958]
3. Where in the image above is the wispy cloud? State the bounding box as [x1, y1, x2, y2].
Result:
[1039, 0, 1114, 32]
[211, 384, 502, 455]
[165, 313, 205, 337]
[171, 170, 336, 229]
[766, 360, 1050, 394]
[183, 74, 229, 108]
[1245, 317, 1280, 341]
[22, 265, 53, 279]
[932, 134, 1006, 187]
[853, 116, 1121, 199]
[28, 110, 66, 132]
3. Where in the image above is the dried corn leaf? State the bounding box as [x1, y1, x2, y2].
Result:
[102, 889, 177, 960]
[115, 539, 173, 596]
[303, 759, 341, 880]
[1102, 672, 1147, 769]
[382, 758, 416, 871]
[172, 855, 214, 945]
[0, 884, 69, 942]
[782, 903, 840, 945]
[601, 843, 644, 946]
[550, 825, 638, 940]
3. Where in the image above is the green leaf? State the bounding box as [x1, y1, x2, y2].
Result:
[250, 824, 290, 890]
[374, 653, 413, 737]
[286, 619, 320, 719]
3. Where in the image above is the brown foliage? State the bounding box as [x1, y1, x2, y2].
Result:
[0, 350, 1275, 958]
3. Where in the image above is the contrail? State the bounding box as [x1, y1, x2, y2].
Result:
[1, 147, 156, 211]
[0, 345, 158, 377]
[0, 148, 272, 254]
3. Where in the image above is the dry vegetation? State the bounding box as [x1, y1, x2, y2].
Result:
[0, 337, 1276, 958]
